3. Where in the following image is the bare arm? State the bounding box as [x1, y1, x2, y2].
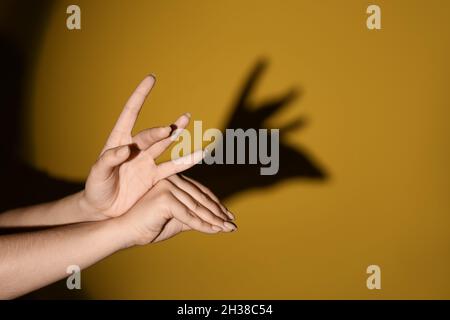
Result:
[0, 219, 130, 299]
[0, 191, 99, 227]
[0, 75, 236, 298]
[0, 177, 236, 299]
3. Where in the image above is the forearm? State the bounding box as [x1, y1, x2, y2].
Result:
[0, 191, 101, 227]
[0, 218, 132, 299]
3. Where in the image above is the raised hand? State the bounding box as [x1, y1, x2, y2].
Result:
[81, 75, 203, 220]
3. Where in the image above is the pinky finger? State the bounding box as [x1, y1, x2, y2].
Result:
[155, 149, 204, 182]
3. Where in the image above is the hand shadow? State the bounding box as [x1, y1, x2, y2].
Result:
[184, 59, 328, 200]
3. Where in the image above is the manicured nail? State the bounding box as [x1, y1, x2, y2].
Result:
[212, 225, 222, 232]
[223, 221, 237, 231]
[170, 128, 183, 141]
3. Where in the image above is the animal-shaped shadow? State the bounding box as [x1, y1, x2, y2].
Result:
[185, 60, 327, 200]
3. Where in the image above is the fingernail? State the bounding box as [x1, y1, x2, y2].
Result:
[184, 112, 191, 118]
[223, 221, 237, 231]
[227, 210, 235, 220]
[212, 225, 222, 232]
[170, 128, 183, 141]
[149, 73, 156, 80]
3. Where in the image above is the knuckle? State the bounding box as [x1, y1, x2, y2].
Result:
[147, 129, 159, 140]
[191, 200, 200, 211]
[124, 104, 139, 115]
[156, 127, 168, 137]
[204, 187, 214, 196]
[201, 221, 212, 230]
[157, 179, 171, 189]
[102, 150, 115, 163]
[198, 192, 208, 202]
[211, 215, 222, 224]
[212, 202, 222, 212]
[158, 190, 173, 202]
[193, 217, 204, 227]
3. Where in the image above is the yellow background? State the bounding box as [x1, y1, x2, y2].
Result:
[27, 0, 450, 298]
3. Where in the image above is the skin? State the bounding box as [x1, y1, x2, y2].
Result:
[0, 76, 236, 299]
[0, 75, 233, 227]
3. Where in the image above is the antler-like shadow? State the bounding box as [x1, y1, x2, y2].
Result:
[185, 59, 327, 199]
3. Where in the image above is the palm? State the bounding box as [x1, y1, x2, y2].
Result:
[88, 150, 158, 217]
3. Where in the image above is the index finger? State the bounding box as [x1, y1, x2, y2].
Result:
[104, 75, 156, 150]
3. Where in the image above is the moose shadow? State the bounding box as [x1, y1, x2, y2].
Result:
[185, 60, 327, 199]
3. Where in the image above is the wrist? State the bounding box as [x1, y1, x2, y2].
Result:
[76, 191, 106, 222]
[106, 216, 139, 249]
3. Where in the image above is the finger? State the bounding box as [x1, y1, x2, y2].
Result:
[168, 180, 233, 231]
[132, 126, 171, 150]
[151, 219, 190, 243]
[167, 175, 230, 221]
[181, 174, 234, 220]
[181, 223, 191, 231]
[104, 75, 156, 149]
[168, 194, 222, 234]
[91, 145, 130, 180]
[235, 60, 267, 109]
[146, 112, 191, 158]
[155, 149, 204, 182]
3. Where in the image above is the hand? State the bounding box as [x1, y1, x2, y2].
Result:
[81, 75, 201, 220]
[118, 175, 237, 245]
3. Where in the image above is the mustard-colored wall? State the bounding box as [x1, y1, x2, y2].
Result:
[28, 0, 450, 298]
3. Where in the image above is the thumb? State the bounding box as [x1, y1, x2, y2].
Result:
[90, 145, 130, 181]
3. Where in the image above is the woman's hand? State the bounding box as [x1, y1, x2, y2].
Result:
[0, 76, 233, 228]
[118, 175, 236, 245]
[80, 75, 202, 220]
